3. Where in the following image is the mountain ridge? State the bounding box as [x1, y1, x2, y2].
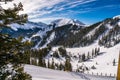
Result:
[1, 16, 120, 48]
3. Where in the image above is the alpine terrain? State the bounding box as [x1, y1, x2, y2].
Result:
[0, 1, 120, 80]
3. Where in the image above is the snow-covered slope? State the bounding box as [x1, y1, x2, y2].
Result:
[50, 42, 119, 75]
[51, 18, 85, 27]
[9, 21, 48, 31]
[24, 65, 115, 80]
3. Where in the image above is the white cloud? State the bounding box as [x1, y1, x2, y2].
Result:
[1, 0, 65, 13]
[30, 17, 65, 24]
[1, 0, 97, 23]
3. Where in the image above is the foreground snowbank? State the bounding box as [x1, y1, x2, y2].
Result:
[24, 65, 116, 80]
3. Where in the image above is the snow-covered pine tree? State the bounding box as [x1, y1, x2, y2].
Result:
[0, 2, 31, 80]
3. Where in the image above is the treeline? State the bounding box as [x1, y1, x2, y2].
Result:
[70, 47, 100, 62]
[23, 46, 101, 72]
[23, 46, 72, 71]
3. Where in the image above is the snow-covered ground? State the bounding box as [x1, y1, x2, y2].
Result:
[24, 65, 116, 80]
[26, 43, 119, 80]
[52, 42, 120, 76]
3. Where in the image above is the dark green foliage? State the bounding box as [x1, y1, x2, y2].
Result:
[58, 47, 67, 57]
[0, 3, 28, 25]
[92, 49, 95, 58]
[0, 3, 31, 80]
[39, 21, 103, 47]
[0, 34, 32, 80]
[82, 54, 86, 61]
[47, 60, 50, 68]
[53, 51, 59, 58]
[50, 58, 55, 69]
[58, 63, 64, 70]
[28, 46, 51, 67]
[64, 59, 72, 71]
[87, 52, 90, 60]
[42, 59, 46, 67]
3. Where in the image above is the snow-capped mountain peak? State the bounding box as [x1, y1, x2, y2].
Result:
[113, 15, 120, 19]
[51, 18, 85, 27]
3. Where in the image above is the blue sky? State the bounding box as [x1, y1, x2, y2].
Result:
[2, 0, 120, 25]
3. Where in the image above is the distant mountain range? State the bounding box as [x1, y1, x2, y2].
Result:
[0, 16, 120, 48]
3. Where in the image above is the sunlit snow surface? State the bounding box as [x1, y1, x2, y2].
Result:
[52, 42, 120, 76]
[25, 65, 115, 80]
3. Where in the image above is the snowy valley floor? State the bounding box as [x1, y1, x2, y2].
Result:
[24, 65, 116, 80]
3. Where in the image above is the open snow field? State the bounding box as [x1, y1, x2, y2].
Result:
[52, 42, 120, 76]
[24, 65, 116, 80]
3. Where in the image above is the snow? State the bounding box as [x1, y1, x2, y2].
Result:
[113, 15, 120, 19]
[51, 18, 85, 27]
[24, 65, 116, 80]
[86, 23, 102, 37]
[9, 22, 48, 31]
[51, 42, 120, 76]
[0, 20, 3, 24]
[105, 23, 114, 29]
[118, 21, 120, 26]
[42, 32, 55, 48]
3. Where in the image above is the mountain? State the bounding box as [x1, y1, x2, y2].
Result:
[1, 16, 120, 48]
[1, 15, 120, 78]
[40, 16, 120, 48]
[1, 18, 86, 48]
[50, 18, 85, 27]
[0, 21, 50, 48]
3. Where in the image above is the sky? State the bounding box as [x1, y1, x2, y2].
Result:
[1, 0, 120, 25]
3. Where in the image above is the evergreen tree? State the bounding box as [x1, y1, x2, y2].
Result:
[78, 54, 82, 62]
[92, 49, 95, 58]
[64, 58, 72, 71]
[0, 3, 31, 80]
[82, 54, 86, 61]
[42, 59, 46, 67]
[47, 60, 50, 68]
[113, 59, 116, 66]
[87, 52, 90, 60]
[58, 47, 67, 57]
[50, 58, 55, 69]
[59, 63, 64, 70]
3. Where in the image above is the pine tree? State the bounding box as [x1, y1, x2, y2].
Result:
[82, 54, 86, 61]
[113, 59, 116, 66]
[92, 49, 95, 58]
[47, 60, 50, 68]
[0, 3, 31, 80]
[42, 59, 46, 67]
[87, 52, 90, 60]
[95, 48, 97, 56]
[78, 54, 82, 62]
[64, 58, 72, 71]
[50, 58, 55, 69]
[59, 63, 64, 70]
